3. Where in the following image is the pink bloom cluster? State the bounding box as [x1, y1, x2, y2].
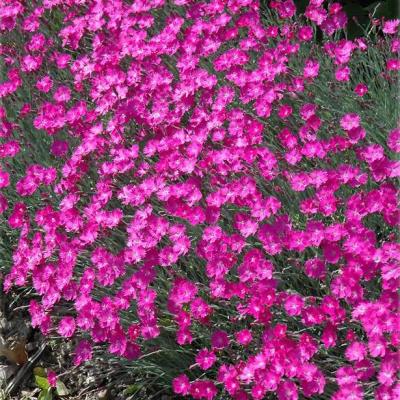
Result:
[0, 0, 399, 398]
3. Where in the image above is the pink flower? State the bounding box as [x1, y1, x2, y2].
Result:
[333, 40, 355, 64]
[278, 104, 293, 119]
[108, 327, 127, 356]
[321, 323, 337, 348]
[388, 128, 400, 153]
[0, 170, 10, 188]
[334, 385, 363, 400]
[347, 126, 366, 143]
[173, 374, 190, 395]
[335, 65, 350, 81]
[300, 103, 317, 120]
[391, 38, 400, 52]
[329, 2, 343, 15]
[190, 297, 212, 320]
[211, 330, 229, 350]
[235, 329, 253, 346]
[19, 103, 31, 116]
[322, 242, 341, 264]
[51, 140, 69, 157]
[196, 348, 217, 370]
[284, 294, 304, 316]
[265, 26, 279, 38]
[54, 86, 71, 102]
[382, 19, 400, 34]
[354, 83, 368, 96]
[73, 340, 93, 366]
[190, 380, 217, 400]
[275, 0, 296, 19]
[387, 59, 400, 71]
[21, 55, 42, 72]
[305, 5, 327, 26]
[8, 202, 26, 229]
[54, 52, 71, 69]
[176, 328, 193, 345]
[36, 76, 53, 93]
[336, 366, 358, 386]
[303, 59, 320, 79]
[378, 361, 396, 386]
[345, 341, 367, 362]
[169, 278, 198, 307]
[0, 194, 8, 213]
[277, 380, 298, 400]
[57, 316, 76, 338]
[298, 26, 313, 41]
[47, 370, 57, 388]
[123, 342, 140, 360]
[251, 383, 267, 400]
[368, 336, 387, 358]
[354, 359, 375, 381]
[304, 258, 326, 280]
[340, 113, 361, 131]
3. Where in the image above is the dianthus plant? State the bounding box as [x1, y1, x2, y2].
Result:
[0, 0, 399, 399]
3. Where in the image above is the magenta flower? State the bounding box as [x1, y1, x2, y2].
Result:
[284, 294, 304, 316]
[235, 329, 253, 346]
[298, 26, 313, 41]
[321, 324, 337, 349]
[0, 170, 10, 189]
[387, 59, 400, 70]
[278, 104, 293, 119]
[57, 316, 76, 338]
[388, 128, 400, 152]
[190, 380, 217, 400]
[382, 19, 400, 34]
[51, 140, 69, 157]
[196, 348, 217, 370]
[47, 370, 57, 388]
[36, 76, 53, 93]
[211, 330, 229, 350]
[0, 194, 8, 214]
[173, 374, 190, 395]
[340, 113, 361, 131]
[345, 341, 367, 362]
[335, 65, 350, 81]
[277, 380, 298, 400]
[354, 83, 368, 96]
[73, 340, 92, 366]
[303, 59, 320, 79]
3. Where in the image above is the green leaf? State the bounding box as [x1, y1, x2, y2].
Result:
[124, 384, 142, 395]
[56, 380, 70, 397]
[33, 367, 47, 378]
[38, 389, 53, 400]
[35, 375, 50, 391]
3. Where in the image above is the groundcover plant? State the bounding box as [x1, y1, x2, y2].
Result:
[0, 0, 399, 399]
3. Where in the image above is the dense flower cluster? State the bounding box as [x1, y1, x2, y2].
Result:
[0, 0, 399, 399]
